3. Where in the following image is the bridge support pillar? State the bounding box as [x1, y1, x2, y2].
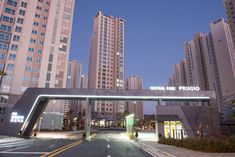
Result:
[85, 99, 93, 141]
[155, 99, 162, 142]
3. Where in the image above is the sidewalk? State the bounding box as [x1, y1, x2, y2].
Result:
[36, 130, 85, 139]
[133, 140, 235, 157]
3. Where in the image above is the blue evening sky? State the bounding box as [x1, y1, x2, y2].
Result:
[69, 0, 226, 114]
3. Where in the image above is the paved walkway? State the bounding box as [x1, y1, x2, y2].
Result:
[134, 140, 235, 157]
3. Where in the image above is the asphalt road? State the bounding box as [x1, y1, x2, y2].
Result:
[0, 132, 154, 157]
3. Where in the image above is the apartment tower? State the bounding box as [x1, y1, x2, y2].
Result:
[88, 11, 125, 123]
[65, 60, 82, 118]
[210, 18, 235, 121]
[224, 0, 235, 48]
[0, 0, 74, 126]
[125, 76, 144, 120]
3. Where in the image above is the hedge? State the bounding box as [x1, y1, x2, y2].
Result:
[158, 136, 235, 153]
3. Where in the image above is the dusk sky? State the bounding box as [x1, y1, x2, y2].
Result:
[70, 0, 226, 114]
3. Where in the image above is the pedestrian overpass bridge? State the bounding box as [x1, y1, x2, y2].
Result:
[0, 88, 217, 139]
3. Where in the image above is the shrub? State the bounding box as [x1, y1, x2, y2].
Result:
[158, 137, 235, 153]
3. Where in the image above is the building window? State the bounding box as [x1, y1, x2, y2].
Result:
[17, 18, 24, 24]
[39, 41, 44, 45]
[36, 58, 41, 63]
[19, 10, 26, 16]
[2, 16, 14, 23]
[32, 30, 38, 34]
[38, 50, 42, 54]
[5, 8, 15, 15]
[21, 2, 27, 8]
[15, 26, 22, 33]
[13, 35, 20, 42]
[34, 67, 40, 73]
[0, 54, 6, 60]
[46, 73, 51, 81]
[6, 64, 14, 71]
[32, 77, 38, 83]
[28, 47, 34, 52]
[7, 0, 18, 7]
[35, 14, 40, 18]
[8, 54, 16, 60]
[25, 66, 31, 72]
[10, 44, 18, 51]
[33, 22, 39, 26]
[59, 45, 67, 52]
[0, 43, 8, 50]
[0, 33, 10, 41]
[22, 76, 30, 81]
[26, 56, 32, 62]
[0, 25, 11, 32]
[36, 6, 42, 10]
[30, 38, 36, 43]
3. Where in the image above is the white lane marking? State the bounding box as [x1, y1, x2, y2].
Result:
[0, 140, 34, 147]
[0, 152, 49, 154]
[105, 138, 110, 142]
[107, 155, 111, 157]
[0, 141, 33, 148]
[107, 144, 110, 148]
[3, 145, 30, 152]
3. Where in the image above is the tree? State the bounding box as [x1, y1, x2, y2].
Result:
[0, 70, 7, 86]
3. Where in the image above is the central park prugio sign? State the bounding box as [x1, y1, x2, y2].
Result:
[149, 86, 200, 91]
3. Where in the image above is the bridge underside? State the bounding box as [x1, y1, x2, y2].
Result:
[0, 88, 217, 139]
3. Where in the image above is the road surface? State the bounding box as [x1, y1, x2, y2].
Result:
[0, 131, 154, 157]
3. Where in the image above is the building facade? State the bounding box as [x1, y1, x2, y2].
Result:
[210, 18, 235, 121]
[224, 0, 235, 49]
[125, 76, 144, 120]
[64, 60, 82, 119]
[169, 18, 235, 121]
[88, 11, 125, 123]
[0, 0, 75, 127]
[184, 33, 214, 91]
[66, 60, 82, 89]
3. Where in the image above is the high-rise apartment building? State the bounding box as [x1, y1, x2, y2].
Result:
[171, 18, 235, 121]
[224, 0, 235, 49]
[80, 74, 88, 89]
[125, 76, 144, 120]
[210, 18, 235, 121]
[171, 59, 187, 87]
[65, 60, 82, 118]
[88, 11, 125, 122]
[79, 74, 88, 112]
[67, 60, 82, 89]
[184, 33, 215, 91]
[0, 0, 74, 126]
